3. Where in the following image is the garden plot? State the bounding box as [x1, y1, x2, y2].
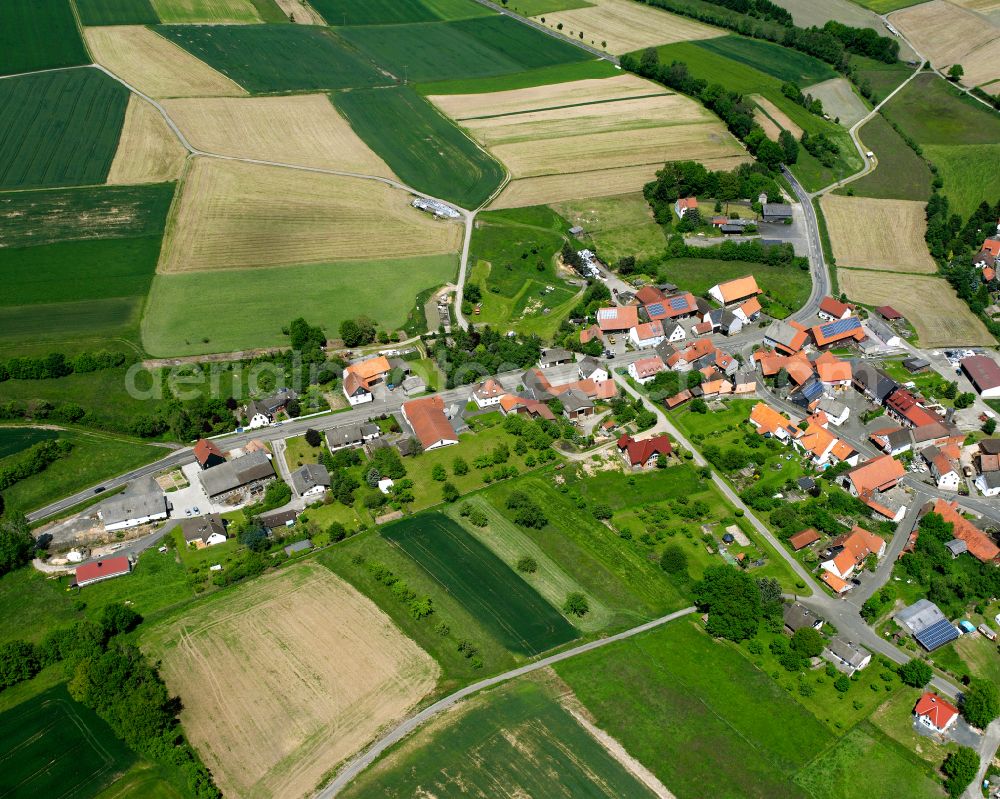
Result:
[838, 270, 995, 346]
[107, 94, 187, 185]
[819, 195, 936, 273]
[803, 78, 869, 127]
[889, 0, 1000, 88]
[142, 562, 439, 799]
[531, 0, 723, 54]
[84, 25, 247, 98]
[158, 158, 462, 272]
[162, 95, 394, 177]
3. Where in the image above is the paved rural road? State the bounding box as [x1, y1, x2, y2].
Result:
[314, 606, 695, 798]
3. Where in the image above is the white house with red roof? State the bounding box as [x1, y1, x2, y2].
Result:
[75, 556, 132, 588]
[629, 320, 666, 349]
[628, 356, 666, 385]
[817, 296, 852, 322]
[913, 692, 959, 733]
[596, 306, 639, 333]
[617, 434, 672, 468]
[675, 197, 698, 217]
[709, 275, 761, 307]
[471, 378, 505, 409]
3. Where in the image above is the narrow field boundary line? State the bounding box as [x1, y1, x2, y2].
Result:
[314, 606, 696, 798]
[455, 92, 674, 121]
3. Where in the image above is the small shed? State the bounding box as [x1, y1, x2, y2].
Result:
[944, 539, 968, 558]
[959, 620, 977, 634]
[978, 624, 996, 641]
[722, 532, 735, 544]
[284, 539, 313, 557]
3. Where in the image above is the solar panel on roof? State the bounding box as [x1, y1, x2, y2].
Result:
[646, 303, 665, 316]
[668, 296, 688, 310]
[597, 309, 616, 319]
[819, 317, 861, 337]
[915, 619, 960, 651]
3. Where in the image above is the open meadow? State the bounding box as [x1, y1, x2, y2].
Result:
[924, 143, 1000, 218]
[556, 620, 831, 799]
[819, 195, 937, 273]
[158, 158, 461, 272]
[334, 86, 504, 209]
[0, 68, 128, 191]
[844, 113, 932, 201]
[163, 94, 394, 177]
[552, 192, 667, 262]
[838, 269, 995, 346]
[435, 76, 747, 208]
[0, 685, 136, 799]
[340, 678, 660, 798]
[531, 0, 722, 54]
[142, 562, 439, 799]
[76, 0, 161, 25]
[84, 26, 248, 98]
[803, 78, 869, 127]
[889, 0, 1000, 89]
[150, 0, 265, 23]
[107, 96, 188, 185]
[0, 0, 89, 75]
[142, 253, 457, 355]
[382, 513, 579, 656]
[157, 24, 385, 92]
[312, 0, 492, 22]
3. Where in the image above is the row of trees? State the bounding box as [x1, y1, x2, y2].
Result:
[0, 439, 72, 492]
[431, 326, 541, 389]
[642, 160, 785, 224]
[0, 349, 129, 382]
[935, 198, 1000, 339]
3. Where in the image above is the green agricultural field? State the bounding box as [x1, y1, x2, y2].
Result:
[157, 25, 386, 92]
[339, 16, 590, 84]
[795, 724, 943, 799]
[151, 0, 265, 22]
[553, 193, 667, 262]
[557, 620, 832, 799]
[0, 184, 175, 248]
[0, 685, 136, 799]
[850, 56, 914, 102]
[382, 513, 579, 656]
[0, 69, 129, 190]
[142, 253, 457, 356]
[509, 0, 593, 12]
[484, 475, 690, 620]
[0, 568, 80, 645]
[925, 144, 1000, 219]
[340, 679, 657, 799]
[654, 41, 861, 191]
[419, 59, 617, 94]
[0, 298, 144, 358]
[849, 0, 921, 10]
[883, 73, 1000, 146]
[319, 532, 519, 687]
[94, 763, 186, 799]
[334, 86, 504, 209]
[0, 430, 164, 514]
[75, 0, 161, 25]
[656, 257, 811, 318]
[695, 35, 837, 85]
[0, 427, 59, 459]
[311, 0, 438, 24]
[842, 113, 932, 201]
[0, 0, 89, 76]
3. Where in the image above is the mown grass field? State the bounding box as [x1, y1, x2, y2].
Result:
[142, 253, 457, 356]
[696, 35, 837, 85]
[0, 0, 89, 75]
[851, 0, 922, 10]
[340, 16, 591, 84]
[0, 427, 59, 459]
[653, 41, 861, 191]
[925, 143, 1000, 219]
[76, 0, 161, 24]
[845, 113, 932, 201]
[334, 86, 504, 208]
[0, 685, 136, 799]
[556, 620, 832, 799]
[151, 0, 264, 23]
[0, 429, 164, 514]
[340, 678, 658, 799]
[552, 192, 667, 262]
[657, 257, 811, 318]
[883, 73, 1000, 145]
[850, 55, 914, 102]
[0, 69, 129, 190]
[0, 298, 144, 358]
[418, 59, 618, 95]
[311, 0, 491, 23]
[382, 513, 579, 656]
[157, 24, 386, 92]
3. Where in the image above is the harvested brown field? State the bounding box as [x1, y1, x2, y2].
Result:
[107, 95, 188, 185]
[802, 78, 869, 127]
[439, 81, 748, 208]
[491, 158, 747, 208]
[162, 95, 394, 177]
[749, 95, 803, 138]
[273, 0, 326, 23]
[753, 108, 782, 141]
[838, 270, 995, 346]
[141, 562, 439, 799]
[531, 0, 723, 54]
[159, 158, 462, 272]
[820, 195, 936, 273]
[430, 74, 666, 120]
[84, 26, 247, 98]
[889, 1, 1000, 87]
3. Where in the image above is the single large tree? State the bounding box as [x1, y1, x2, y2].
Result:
[942, 746, 978, 796]
[898, 658, 932, 688]
[961, 679, 1000, 729]
[693, 565, 762, 641]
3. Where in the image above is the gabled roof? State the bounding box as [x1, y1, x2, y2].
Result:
[886, 388, 939, 427]
[749, 402, 798, 438]
[929, 498, 1000, 561]
[290, 463, 331, 494]
[676, 197, 698, 209]
[914, 693, 958, 728]
[402, 395, 457, 449]
[846, 454, 905, 495]
[815, 353, 852, 383]
[580, 323, 602, 344]
[635, 285, 666, 305]
[822, 571, 850, 593]
[764, 319, 809, 353]
[631, 355, 665, 378]
[597, 305, 639, 331]
[617, 434, 672, 466]
[811, 316, 864, 347]
[819, 296, 851, 318]
[738, 297, 762, 317]
[962, 355, 1000, 392]
[193, 438, 224, 466]
[181, 514, 226, 543]
[474, 378, 505, 399]
[981, 238, 1000, 257]
[76, 556, 131, 584]
[875, 305, 902, 320]
[645, 292, 698, 320]
[789, 528, 820, 550]
[632, 321, 665, 341]
[343, 370, 368, 397]
[345, 355, 390, 385]
[714, 275, 761, 303]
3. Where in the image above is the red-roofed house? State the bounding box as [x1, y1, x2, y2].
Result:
[580, 324, 603, 345]
[193, 438, 225, 470]
[597, 306, 639, 332]
[629, 320, 666, 349]
[76, 556, 131, 587]
[645, 292, 699, 321]
[675, 197, 698, 217]
[401, 395, 458, 451]
[886, 388, 939, 428]
[927, 499, 1000, 562]
[814, 352, 852, 387]
[875, 305, 902, 321]
[735, 296, 762, 323]
[749, 402, 799, 441]
[980, 238, 1000, 259]
[811, 316, 865, 348]
[618, 434, 672, 468]
[818, 296, 852, 321]
[709, 275, 761, 306]
[841, 455, 907, 521]
[821, 526, 886, 580]
[635, 285, 666, 305]
[822, 571, 851, 594]
[628, 355, 666, 384]
[498, 394, 556, 421]
[472, 378, 505, 409]
[914, 693, 959, 733]
[789, 528, 821, 551]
